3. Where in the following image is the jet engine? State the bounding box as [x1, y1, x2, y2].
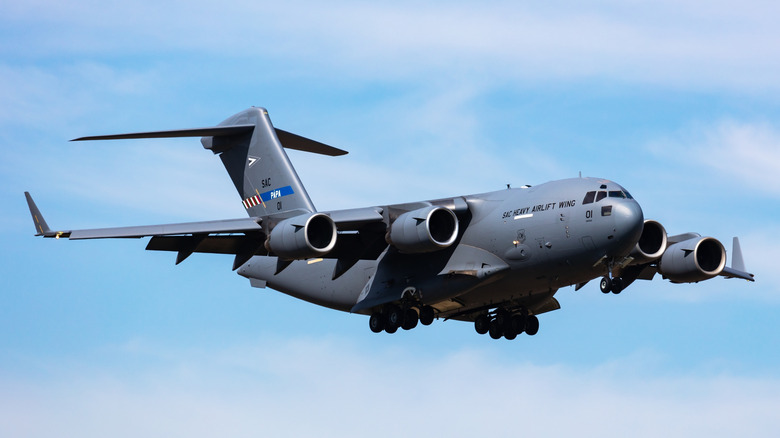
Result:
[658, 236, 726, 283]
[629, 220, 668, 264]
[387, 206, 459, 253]
[265, 212, 337, 260]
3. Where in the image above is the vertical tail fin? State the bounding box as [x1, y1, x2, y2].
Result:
[202, 107, 316, 218]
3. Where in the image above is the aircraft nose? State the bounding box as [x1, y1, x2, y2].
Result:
[613, 200, 644, 244]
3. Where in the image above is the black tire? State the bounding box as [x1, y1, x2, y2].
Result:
[386, 305, 403, 328]
[474, 315, 490, 335]
[495, 308, 510, 327]
[511, 314, 527, 334]
[611, 278, 623, 294]
[525, 315, 539, 336]
[369, 312, 384, 333]
[419, 306, 435, 326]
[600, 276, 612, 294]
[504, 329, 517, 340]
[402, 309, 418, 330]
[488, 319, 503, 339]
[385, 324, 398, 334]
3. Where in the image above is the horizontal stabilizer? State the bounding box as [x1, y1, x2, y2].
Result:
[71, 125, 255, 141]
[72, 125, 348, 156]
[275, 129, 348, 156]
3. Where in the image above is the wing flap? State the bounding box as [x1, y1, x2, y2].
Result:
[146, 235, 265, 255]
[68, 218, 263, 239]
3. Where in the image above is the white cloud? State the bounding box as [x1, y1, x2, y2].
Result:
[696, 121, 780, 196]
[2, 337, 779, 438]
[647, 120, 780, 198]
[4, 1, 780, 92]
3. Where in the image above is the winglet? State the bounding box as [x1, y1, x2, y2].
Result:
[731, 237, 746, 272]
[720, 237, 755, 281]
[24, 192, 51, 236]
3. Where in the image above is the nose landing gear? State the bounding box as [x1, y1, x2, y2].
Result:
[600, 276, 624, 294]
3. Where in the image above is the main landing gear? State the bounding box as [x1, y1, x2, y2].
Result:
[599, 276, 624, 294]
[369, 303, 436, 334]
[474, 307, 539, 340]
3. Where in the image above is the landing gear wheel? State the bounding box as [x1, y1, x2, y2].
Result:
[419, 306, 435, 326]
[600, 276, 612, 294]
[369, 312, 384, 333]
[511, 314, 527, 335]
[611, 278, 623, 294]
[488, 319, 503, 339]
[504, 326, 517, 340]
[386, 305, 403, 329]
[495, 308, 510, 327]
[525, 315, 539, 336]
[402, 309, 418, 330]
[475, 315, 490, 335]
[385, 324, 398, 334]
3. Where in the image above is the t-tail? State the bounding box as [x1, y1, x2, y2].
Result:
[72, 107, 347, 218]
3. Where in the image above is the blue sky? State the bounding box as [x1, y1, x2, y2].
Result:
[2, 1, 780, 436]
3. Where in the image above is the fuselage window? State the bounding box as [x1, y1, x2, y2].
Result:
[595, 191, 607, 202]
[601, 205, 612, 216]
[583, 191, 596, 205]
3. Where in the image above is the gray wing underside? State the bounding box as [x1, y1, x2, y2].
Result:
[26, 191, 389, 269]
[65, 218, 263, 239]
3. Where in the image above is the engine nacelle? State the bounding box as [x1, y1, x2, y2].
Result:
[387, 206, 459, 253]
[629, 220, 668, 264]
[658, 236, 726, 283]
[265, 212, 337, 260]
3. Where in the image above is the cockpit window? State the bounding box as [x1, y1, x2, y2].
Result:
[595, 191, 607, 202]
[608, 191, 626, 199]
[583, 191, 596, 205]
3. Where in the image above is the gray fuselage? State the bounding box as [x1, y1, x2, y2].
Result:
[237, 177, 644, 319]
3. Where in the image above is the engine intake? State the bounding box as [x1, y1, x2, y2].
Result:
[265, 212, 337, 260]
[659, 236, 726, 283]
[388, 206, 459, 253]
[630, 220, 667, 264]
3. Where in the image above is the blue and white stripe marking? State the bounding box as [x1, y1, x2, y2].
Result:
[242, 185, 295, 209]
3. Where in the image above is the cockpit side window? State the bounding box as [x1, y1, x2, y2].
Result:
[595, 191, 607, 202]
[608, 191, 626, 199]
[583, 191, 596, 205]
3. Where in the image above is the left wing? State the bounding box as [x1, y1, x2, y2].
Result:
[25, 192, 267, 269]
[25, 192, 391, 271]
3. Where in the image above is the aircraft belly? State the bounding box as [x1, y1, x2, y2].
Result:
[238, 256, 374, 312]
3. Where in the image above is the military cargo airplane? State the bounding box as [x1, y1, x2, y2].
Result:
[26, 107, 755, 340]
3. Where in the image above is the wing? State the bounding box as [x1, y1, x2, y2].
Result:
[611, 229, 755, 291]
[26, 191, 266, 269]
[25, 192, 389, 271]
